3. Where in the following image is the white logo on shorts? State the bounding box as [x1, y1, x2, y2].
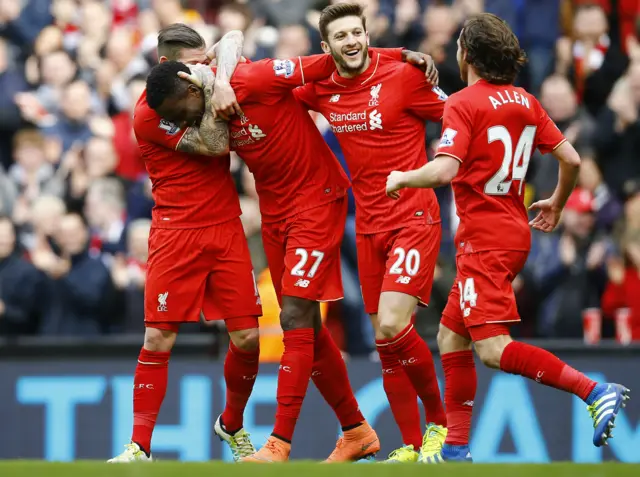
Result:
[157, 292, 168, 312]
[294, 279, 310, 288]
[396, 276, 411, 284]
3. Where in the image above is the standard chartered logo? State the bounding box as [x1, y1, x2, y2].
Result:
[329, 109, 383, 133]
[369, 109, 382, 130]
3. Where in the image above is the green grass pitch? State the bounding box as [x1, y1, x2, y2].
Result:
[0, 462, 639, 477]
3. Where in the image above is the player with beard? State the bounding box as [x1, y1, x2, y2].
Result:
[386, 13, 630, 462]
[294, 3, 449, 463]
[143, 26, 439, 462]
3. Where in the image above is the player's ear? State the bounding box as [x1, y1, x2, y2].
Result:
[186, 84, 201, 96]
[159, 56, 169, 63]
[321, 41, 331, 54]
[366, 32, 370, 46]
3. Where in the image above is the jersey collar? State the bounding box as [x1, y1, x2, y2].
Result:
[330, 51, 381, 88]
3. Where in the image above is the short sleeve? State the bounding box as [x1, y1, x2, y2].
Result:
[231, 55, 336, 103]
[435, 95, 473, 163]
[402, 64, 447, 121]
[133, 102, 187, 150]
[370, 47, 404, 61]
[293, 83, 320, 111]
[535, 99, 566, 154]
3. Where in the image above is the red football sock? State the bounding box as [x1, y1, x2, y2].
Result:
[132, 348, 170, 453]
[273, 328, 315, 442]
[376, 341, 422, 449]
[221, 341, 260, 432]
[441, 350, 476, 445]
[311, 326, 364, 429]
[385, 324, 447, 427]
[500, 341, 597, 400]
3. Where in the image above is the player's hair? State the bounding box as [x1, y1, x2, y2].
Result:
[157, 23, 206, 61]
[145, 60, 192, 110]
[460, 13, 527, 85]
[318, 3, 367, 42]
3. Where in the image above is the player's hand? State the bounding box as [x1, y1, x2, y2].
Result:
[177, 63, 211, 89]
[386, 171, 406, 200]
[211, 81, 243, 121]
[528, 198, 562, 233]
[402, 50, 439, 85]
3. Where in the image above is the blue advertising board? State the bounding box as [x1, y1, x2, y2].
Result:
[0, 355, 638, 462]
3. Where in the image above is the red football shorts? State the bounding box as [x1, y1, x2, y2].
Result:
[261, 198, 347, 305]
[144, 218, 262, 332]
[441, 250, 529, 341]
[356, 223, 441, 315]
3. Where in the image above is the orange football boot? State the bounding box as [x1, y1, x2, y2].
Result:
[325, 421, 381, 462]
[241, 436, 291, 463]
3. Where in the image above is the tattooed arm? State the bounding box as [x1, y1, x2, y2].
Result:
[176, 66, 230, 157]
[206, 30, 245, 119]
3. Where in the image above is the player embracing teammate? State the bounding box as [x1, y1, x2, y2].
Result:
[386, 13, 631, 462]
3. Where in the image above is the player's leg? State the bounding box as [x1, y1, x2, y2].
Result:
[357, 232, 422, 461]
[376, 224, 447, 461]
[299, 199, 378, 462]
[430, 284, 476, 464]
[109, 228, 207, 463]
[201, 218, 262, 461]
[468, 251, 629, 448]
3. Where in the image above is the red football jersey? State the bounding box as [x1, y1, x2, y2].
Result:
[435, 80, 566, 254]
[133, 91, 241, 229]
[226, 55, 350, 223]
[295, 51, 446, 233]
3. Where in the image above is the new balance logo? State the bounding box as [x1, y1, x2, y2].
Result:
[396, 276, 411, 284]
[462, 400, 474, 407]
[294, 279, 310, 288]
[329, 94, 340, 103]
[369, 109, 382, 130]
[157, 292, 168, 312]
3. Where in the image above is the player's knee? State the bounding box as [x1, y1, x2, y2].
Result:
[377, 315, 408, 339]
[143, 327, 177, 352]
[437, 324, 472, 354]
[280, 297, 316, 331]
[229, 327, 260, 351]
[474, 336, 511, 369]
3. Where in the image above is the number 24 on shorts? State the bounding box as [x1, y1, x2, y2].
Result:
[458, 278, 478, 317]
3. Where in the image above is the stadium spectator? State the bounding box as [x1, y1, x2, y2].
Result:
[37, 213, 114, 335]
[0, 215, 44, 335]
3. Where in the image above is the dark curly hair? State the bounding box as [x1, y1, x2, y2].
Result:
[460, 13, 527, 85]
[145, 60, 191, 110]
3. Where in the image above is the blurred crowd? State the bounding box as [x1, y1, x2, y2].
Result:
[1, 0, 639, 354]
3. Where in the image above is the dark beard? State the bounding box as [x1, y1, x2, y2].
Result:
[332, 45, 369, 76]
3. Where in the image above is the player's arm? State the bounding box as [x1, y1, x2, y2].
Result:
[371, 47, 439, 85]
[177, 66, 229, 156]
[231, 55, 338, 104]
[386, 96, 470, 198]
[204, 30, 245, 120]
[529, 102, 581, 233]
[293, 83, 320, 112]
[402, 64, 447, 122]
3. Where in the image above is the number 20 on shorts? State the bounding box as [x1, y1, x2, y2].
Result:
[389, 248, 421, 276]
[458, 278, 478, 317]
